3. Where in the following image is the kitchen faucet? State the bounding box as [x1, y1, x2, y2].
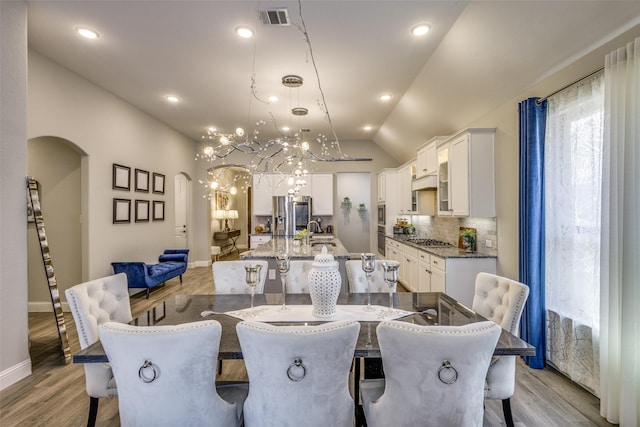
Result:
[306, 220, 320, 245]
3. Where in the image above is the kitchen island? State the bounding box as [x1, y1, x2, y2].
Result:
[241, 236, 351, 292]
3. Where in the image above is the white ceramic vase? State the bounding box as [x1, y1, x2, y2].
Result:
[308, 246, 341, 318]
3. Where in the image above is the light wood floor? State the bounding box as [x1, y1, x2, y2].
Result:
[1, 259, 614, 426]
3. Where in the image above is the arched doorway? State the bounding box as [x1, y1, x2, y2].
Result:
[207, 166, 251, 250]
[27, 136, 86, 310]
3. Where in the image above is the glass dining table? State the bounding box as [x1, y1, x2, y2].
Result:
[73, 292, 534, 424]
[73, 291, 534, 362]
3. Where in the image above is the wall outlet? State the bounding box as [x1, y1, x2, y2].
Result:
[485, 240, 493, 248]
[268, 268, 276, 280]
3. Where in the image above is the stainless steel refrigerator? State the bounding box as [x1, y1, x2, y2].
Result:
[272, 196, 312, 236]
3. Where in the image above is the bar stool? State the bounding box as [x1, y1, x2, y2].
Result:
[211, 246, 221, 262]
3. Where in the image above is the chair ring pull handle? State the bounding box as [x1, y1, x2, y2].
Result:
[138, 360, 160, 383]
[437, 360, 458, 384]
[287, 358, 306, 382]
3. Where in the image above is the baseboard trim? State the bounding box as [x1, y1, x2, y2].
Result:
[0, 358, 32, 391]
[192, 260, 210, 268]
[28, 301, 70, 313]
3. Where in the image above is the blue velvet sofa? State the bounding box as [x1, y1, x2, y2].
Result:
[111, 249, 189, 298]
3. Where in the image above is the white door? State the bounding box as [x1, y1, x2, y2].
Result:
[174, 174, 188, 248]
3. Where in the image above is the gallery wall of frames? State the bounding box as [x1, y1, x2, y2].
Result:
[112, 163, 166, 224]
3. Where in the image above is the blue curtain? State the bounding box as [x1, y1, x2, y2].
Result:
[518, 97, 547, 369]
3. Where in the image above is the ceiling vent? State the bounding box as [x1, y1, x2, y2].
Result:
[258, 8, 290, 26]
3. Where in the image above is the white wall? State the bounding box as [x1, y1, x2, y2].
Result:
[0, 0, 31, 389]
[28, 51, 201, 278]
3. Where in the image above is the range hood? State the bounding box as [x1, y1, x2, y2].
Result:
[411, 175, 437, 191]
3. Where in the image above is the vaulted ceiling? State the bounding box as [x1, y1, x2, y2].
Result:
[27, 1, 640, 163]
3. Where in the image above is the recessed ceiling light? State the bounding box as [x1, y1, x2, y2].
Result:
[363, 125, 373, 131]
[268, 95, 279, 103]
[235, 26, 254, 38]
[76, 26, 99, 39]
[379, 94, 392, 101]
[166, 95, 180, 103]
[411, 23, 431, 37]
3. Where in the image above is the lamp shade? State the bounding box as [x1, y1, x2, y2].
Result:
[228, 210, 239, 219]
[214, 210, 228, 219]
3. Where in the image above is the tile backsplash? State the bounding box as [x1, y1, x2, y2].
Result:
[405, 215, 497, 255]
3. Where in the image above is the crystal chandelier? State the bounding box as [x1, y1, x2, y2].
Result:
[197, 1, 369, 196]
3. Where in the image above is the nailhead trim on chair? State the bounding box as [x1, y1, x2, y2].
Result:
[239, 320, 359, 334]
[380, 320, 499, 335]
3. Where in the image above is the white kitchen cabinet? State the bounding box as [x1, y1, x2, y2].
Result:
[416, 144, 429, 179]
[397, 242, 419, 292]
[377, 169, 396, 204]
[250, 234, 272, 248]
[436, 144, 452, 216]
[417, 251, 432, 292]
[416, 137, 443, 179]
[385, 239, 402, 272]
[386, 237, 495, 304]
[397, 163, 413, 214]
[311, 173, 333, 215]
[429, 255, 446, 293]
[252, 174, 274, 215]
[448, 128, 496, 217]
[253, 173, 331, 216]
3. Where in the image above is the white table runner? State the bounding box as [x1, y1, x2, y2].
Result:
[222, 304, 414, 322]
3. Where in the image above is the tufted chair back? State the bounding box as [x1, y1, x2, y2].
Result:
[65, 273, 133, 426]
[345, 260, 395, 293]
[237, 320, 360, 427]
[471, 272, 530, 426]
[360, 321, 501, 427]
[284, 260, 314, 293]
[99, 320, 248, 427]
[212, 260, 268, 294]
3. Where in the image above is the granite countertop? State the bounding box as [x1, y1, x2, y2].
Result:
[388, 235, 497, 259]
[242, 236, 350, 259]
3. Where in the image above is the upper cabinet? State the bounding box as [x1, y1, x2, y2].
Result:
[252, 173, 334, 216]
[252, 174, 275, 216]
[310, 173, 334, 215]
[437, 144, 451, 216]
[397, 162, 413, 214]
[416, 136, 447, 179]
[437, 128, 496, 217]
[377, 169, 396, 205]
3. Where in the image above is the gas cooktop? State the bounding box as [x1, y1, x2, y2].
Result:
[406, 238, 452, 247]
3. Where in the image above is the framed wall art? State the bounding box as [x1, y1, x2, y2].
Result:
[135, 200, 150, 222]
[152, 200, 165, 221]
[135, 169, 150, 192]
[215, 190, 230, 210]
[152, 173, 165, 194]
[113, 198, 131, 223]
[112, 164, 131, 191]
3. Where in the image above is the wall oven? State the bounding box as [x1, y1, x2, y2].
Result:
[377, 204, 385, 225]
[377, 225, 386, 256]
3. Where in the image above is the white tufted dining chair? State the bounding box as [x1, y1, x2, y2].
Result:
[360, 321, 501, 427]
[212, 260, 268, 294]
[471, 272, 530, 427]
[65, 273, 133, 427]
[345, 260, 395, 293]
[284, 260, 314, 293]
[99, 320, 248, 427]
[236, 320, 360, 427]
